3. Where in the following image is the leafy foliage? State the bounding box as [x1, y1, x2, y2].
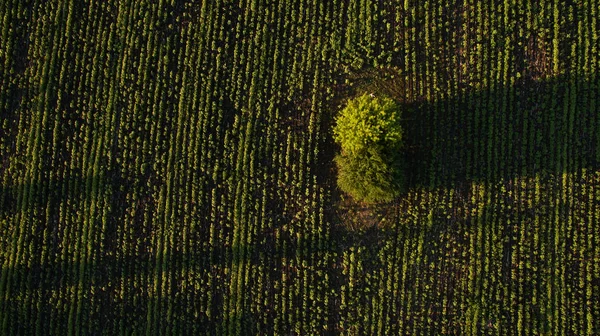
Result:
[333, 94, 402, 155]
[335, 147, 403, 203]
[333, 94, 403, 203]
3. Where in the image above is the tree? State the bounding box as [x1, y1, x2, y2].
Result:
[333, 93, 402, 155]
[333, 94, 403, 203]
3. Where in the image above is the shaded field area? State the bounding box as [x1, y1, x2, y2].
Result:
[1, 0, 600, 335]
[404, 73, 600, 189]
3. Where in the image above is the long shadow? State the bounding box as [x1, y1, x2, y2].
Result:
[401, 73, 600, 190]
[0, 199, 334, 334]
[0, 167, 135, 216]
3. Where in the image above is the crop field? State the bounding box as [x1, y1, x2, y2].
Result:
[1, 0, 599, 335]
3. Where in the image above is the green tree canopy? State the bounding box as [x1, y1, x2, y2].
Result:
[333, 93, 403, 155]
[333, 94, 404, 204]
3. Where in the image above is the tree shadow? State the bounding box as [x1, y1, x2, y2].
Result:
[0, 188, 336, 335]
[402, 73, 600, 190]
